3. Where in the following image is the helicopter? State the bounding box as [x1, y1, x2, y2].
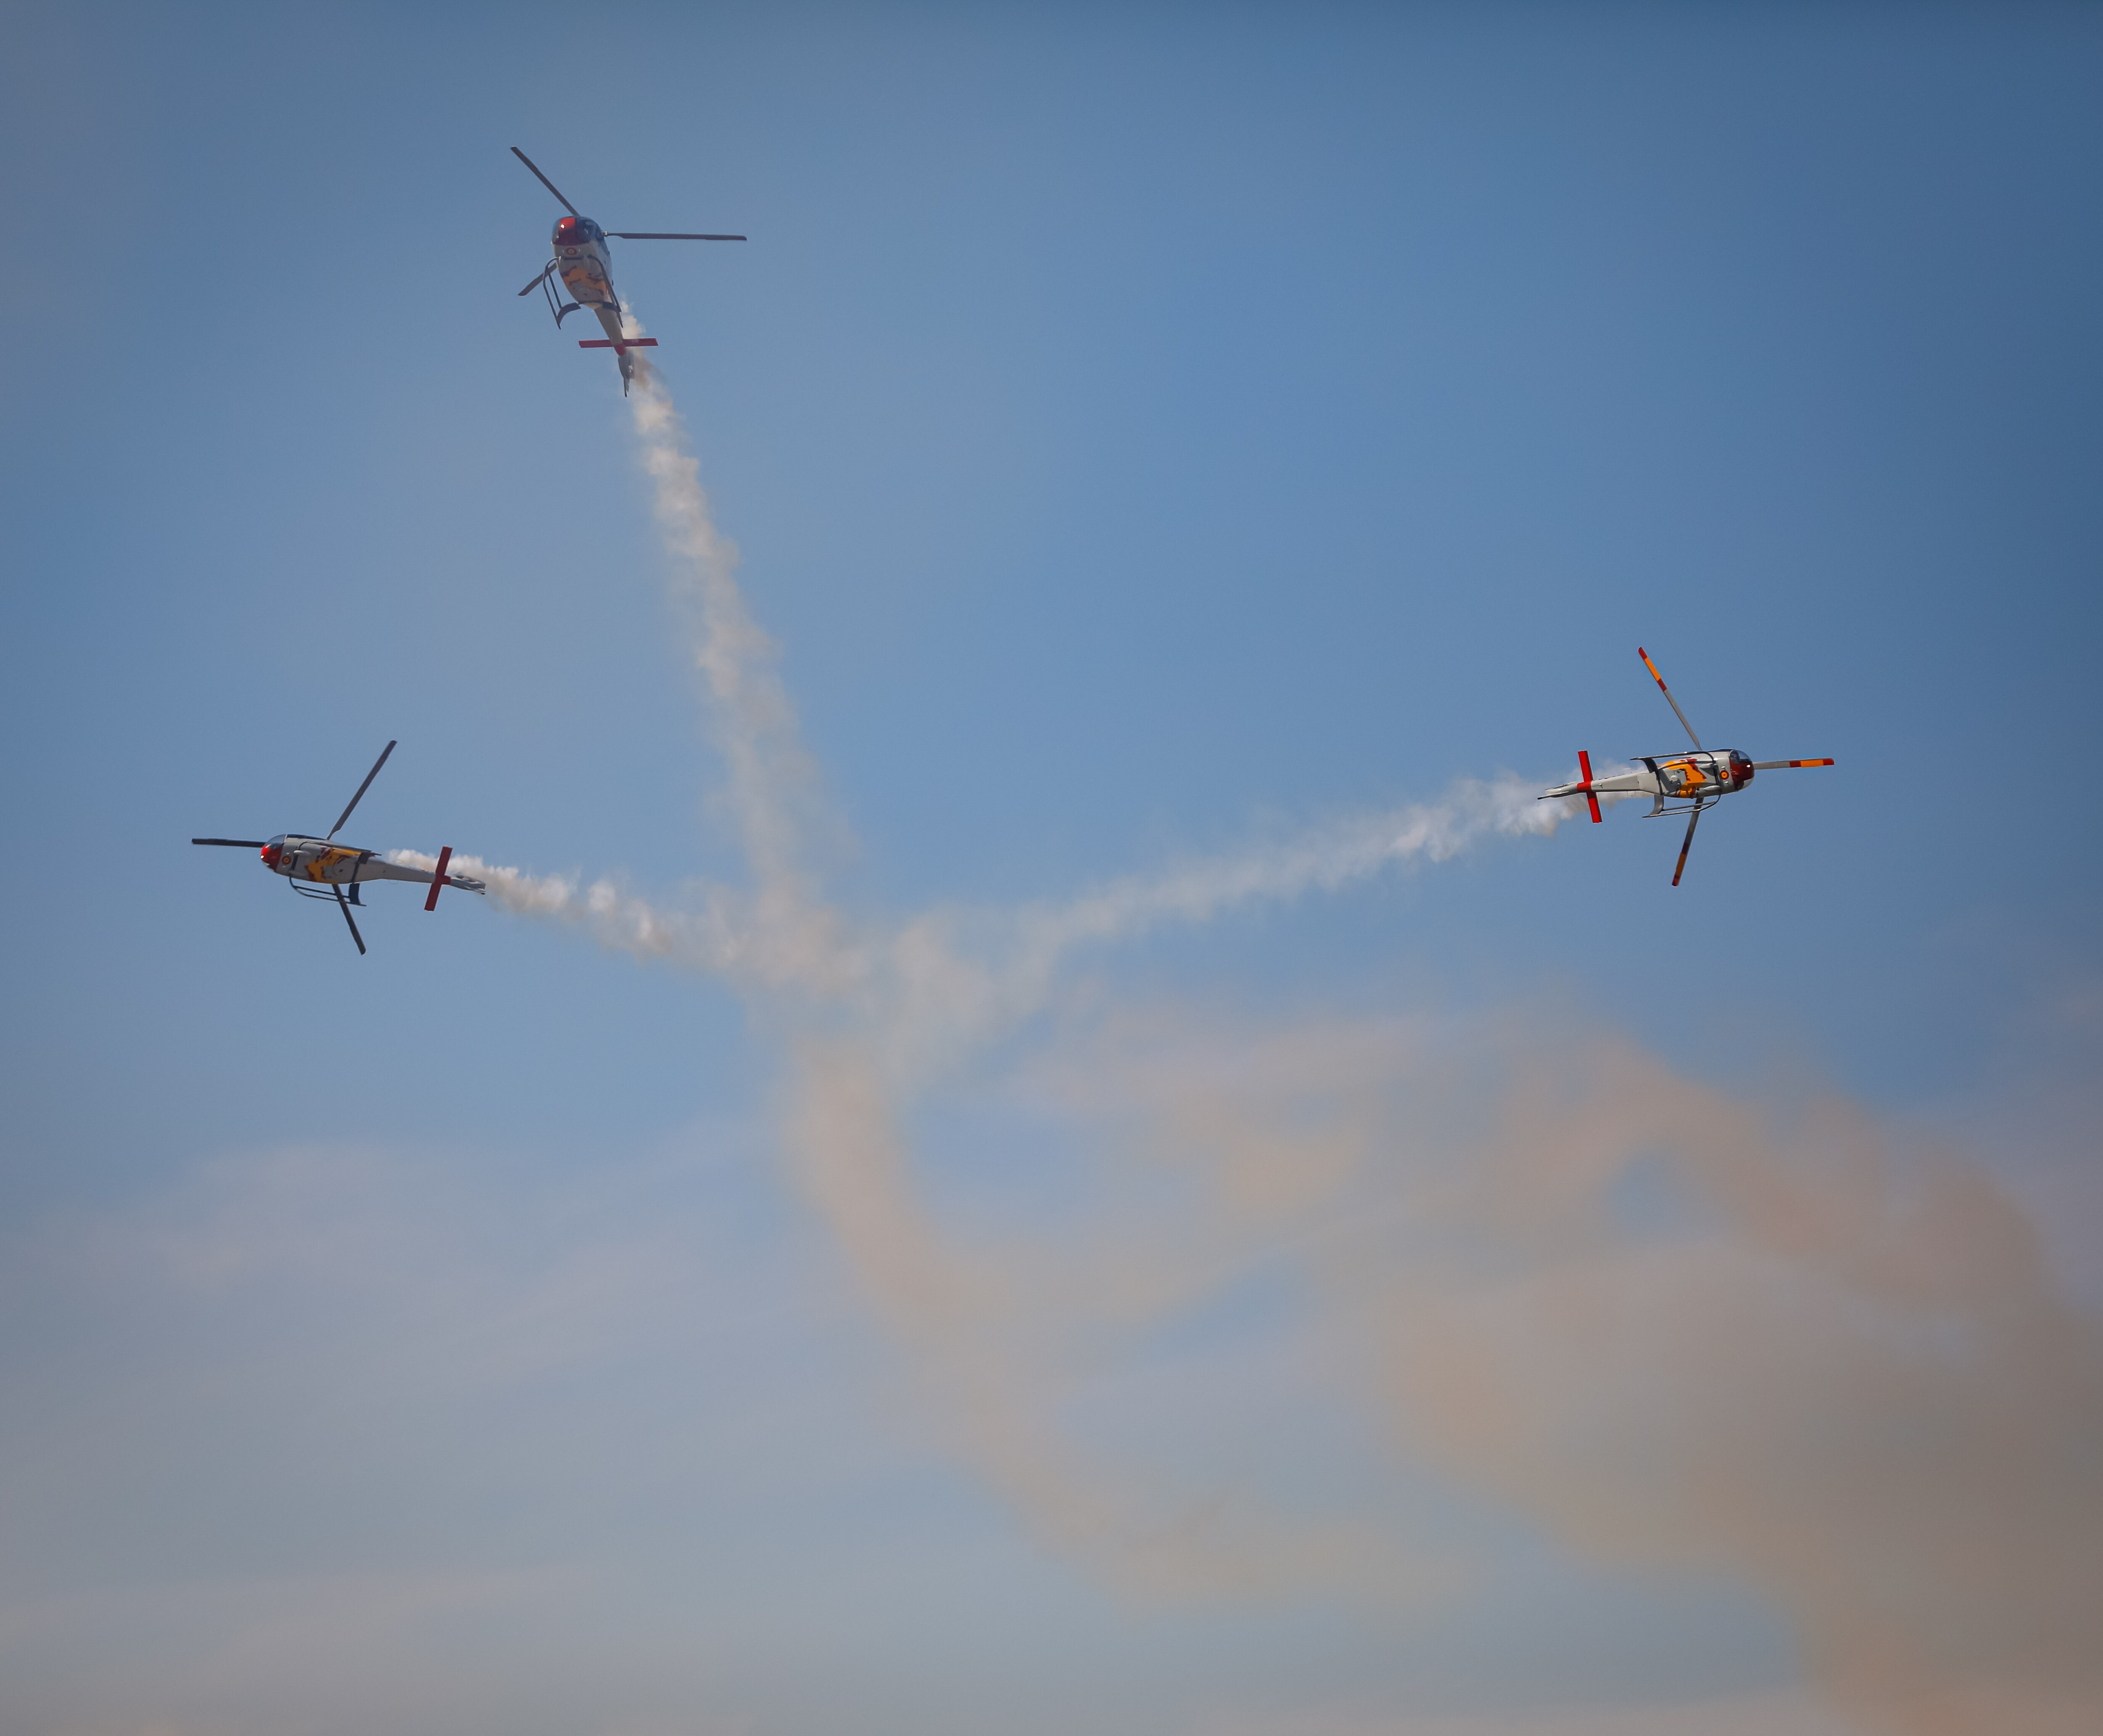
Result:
[511, 146, 745, 394]
[1541, 648, 1835, 886]
[192, 741, 485, 955]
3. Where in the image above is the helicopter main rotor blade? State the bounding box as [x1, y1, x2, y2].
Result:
[327, 740, 396, 840]
[192, 838, 268, 848]
[1637, 646, 1703, 749]
[1671, 804, 1704, 888]
[1750, 758, 1836, 770]
[518, 261, 557, 296]
[331, 884, 368, 955]
[511, 146, 580, 217]
[605, 232, 747, 241]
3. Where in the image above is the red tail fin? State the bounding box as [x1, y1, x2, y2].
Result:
[1578, 751, 1602, 824]
[425, 845, 453, 912]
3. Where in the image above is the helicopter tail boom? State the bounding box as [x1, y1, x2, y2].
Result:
[358, 857, 487, 896]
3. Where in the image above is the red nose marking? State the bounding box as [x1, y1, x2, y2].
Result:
[261, 842, 282, 868]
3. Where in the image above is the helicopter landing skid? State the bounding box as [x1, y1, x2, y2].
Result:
[537, 266, 585, 330]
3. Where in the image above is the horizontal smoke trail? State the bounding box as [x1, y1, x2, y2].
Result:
[1015, 772, 1626, 953]
[394, 769, 1620, 1056]
[384, 849, 743, 971]
[391, 770, 1627, 950]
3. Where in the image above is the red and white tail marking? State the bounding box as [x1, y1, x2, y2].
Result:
[1577, 750, 1602, 823]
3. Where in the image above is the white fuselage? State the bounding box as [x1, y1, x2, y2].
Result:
[1545, 749, 1756, 813]
[260, 836, 480, 894]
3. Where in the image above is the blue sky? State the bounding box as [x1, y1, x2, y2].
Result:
[3, 6, 2100, 1735]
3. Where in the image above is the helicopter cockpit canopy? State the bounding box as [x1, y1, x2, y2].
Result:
[554, 214, 603, 247]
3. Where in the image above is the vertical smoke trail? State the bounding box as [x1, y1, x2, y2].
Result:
[624, 336, 859, 1003]
[597, 350, 1516, 1599]
[613, 355, 1202, 1585]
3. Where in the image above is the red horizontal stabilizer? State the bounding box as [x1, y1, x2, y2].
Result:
[577, 338, 660, 351]
[1578, 750, 1601, 823]
[425, 845, 453, 912]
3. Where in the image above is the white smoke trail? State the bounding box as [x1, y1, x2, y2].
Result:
[382, 850, 744, 973]
[1001, 775, 1620, 969]
[395, 768, 1613, 1113]
[398, 771, 1617, 1067]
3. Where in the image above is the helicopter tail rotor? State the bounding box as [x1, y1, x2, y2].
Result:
[424, 846, 454, 912]
[1576, 751, 1602, 823]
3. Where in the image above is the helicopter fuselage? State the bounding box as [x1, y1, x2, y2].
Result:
[1545, 749, 1756, 814]
[548, 215, 637, 379]
[554, 218, 620, 318]
[259, 835, 479, 894]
